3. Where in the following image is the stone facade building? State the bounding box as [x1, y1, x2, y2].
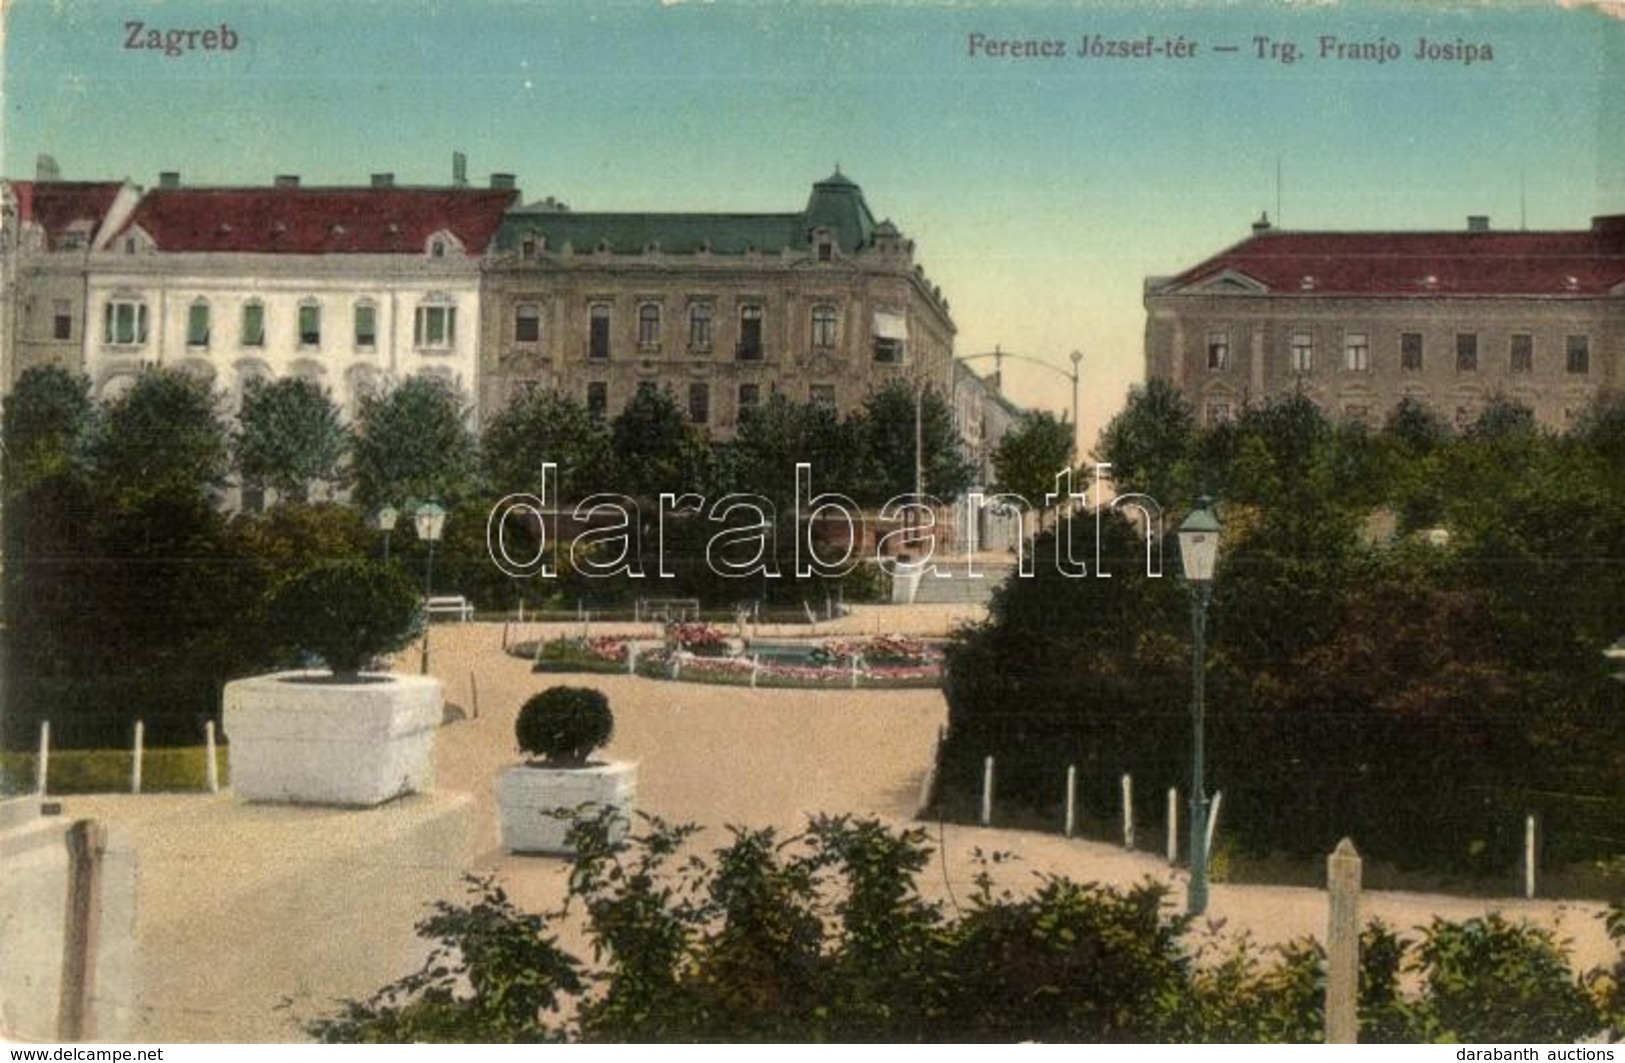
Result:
[1145, 214, 1625, 430]
[479, 171, 957, 436]
[86, 173, 519, 419]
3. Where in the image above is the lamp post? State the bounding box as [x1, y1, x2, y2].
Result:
[414, 501, 447, 675]
[373, 504, 398, 563]
[956, 346, 1084, 460]
[1176, 496, 1222, 917]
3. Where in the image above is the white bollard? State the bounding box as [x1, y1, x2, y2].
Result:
[1064, 765, 1077, 837]
[1525, 814, 1538, 899]
[204, 720, 220, 794]
[628, 644, 639, 675]
[980, 756, 995, 826]
[37, 720, 51, 796]
[1167, 787, 1179, 865]
[1325, 838, 1363, 1044]
[1121, 773, 1134, 850]
[1206, 790, 1223, 859]
[131, 720, 144, 795]
[751, 654, 760, 688]
[850, 655, 861, 689]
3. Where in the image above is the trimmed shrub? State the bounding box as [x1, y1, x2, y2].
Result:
[266, 559, 422, 678]
[515, 687, 613, 766]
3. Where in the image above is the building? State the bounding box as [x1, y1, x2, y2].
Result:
[1144, 213, 1625, 430]
[478, 170, 957, 436]
[0, 166, 143, 390]
[86, 171, 520, 424]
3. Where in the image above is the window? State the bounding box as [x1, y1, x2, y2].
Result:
[430, 240, 446, 259]
[187, 301, 210, 348]
[1400, 332, 1424, 372]
[52, 301, 72, 341]
[873, 310, 907, 363]
[586, 382, 608, 421]
[515, 304, 540, 343]
[589, 304, 611, 360]
[355, 303, 377, 349]
[688, 383, 710, 424]
[810, 384, 836, 408]
[1289, 330, 1314, 372]
[415, 304, 456, 349]
[811, 305, 839, 349]
[1566, 334, 1590, 375]
[1455, 333, 1478, 372]
[298, 303, 322, 348]
[688, 303, 713, 352]
[637, 303, 661, 351]
[1509, 333, 1533, 374]
[104, 299, 148, 346]
[738, 304, 763, 360]
[1206, 403, 1231, 425]
[738, 383, 761, 412]
[818, 242, 833, 263]
[1206, 331, 1229, 371]
[1343, 332, 1369, 372]
[242, 303, 265, 347]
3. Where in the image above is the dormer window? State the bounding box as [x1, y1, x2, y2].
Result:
[425, 230, 462, 259]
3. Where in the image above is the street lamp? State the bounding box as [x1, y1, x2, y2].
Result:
[414, 501, 447, 675]
[1176, 496, 1222, 917]
[956, 346, 1084, 461]
[372, 505, 398, 562]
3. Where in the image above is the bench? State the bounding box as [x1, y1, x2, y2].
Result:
[424, 595, 474, 622]
[635, 597, 701, 623]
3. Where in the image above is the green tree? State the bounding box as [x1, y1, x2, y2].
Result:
[1, 365, 96, 493]
[352, 376, 476, 511]
[990, 409, 1075, 528]
[730, 393, 864, 512]
[609, 385, 715, 501]
[1094, 377, 1197, 504]
[234, 377, 349, 501]
[90, 367, 230, 507]
[852, 380, 974, 504]
[480, 388, 614, 500]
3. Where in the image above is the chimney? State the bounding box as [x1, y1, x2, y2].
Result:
[274, 174, 301, 188]
[370, 173, 395, 188]
[1252, 211, 1273, 234]
[1467, 215, 1490, 232]
[489, 173, 516, 191]
[35, 154, 61, 182]
[452, 152, 468, 188]
[159, 172, 181, 189]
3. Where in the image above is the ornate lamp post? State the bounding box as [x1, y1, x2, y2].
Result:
[373, 504, 398, 562]
[414, 501, 447, 675]
[1176, 496, 1222, 916]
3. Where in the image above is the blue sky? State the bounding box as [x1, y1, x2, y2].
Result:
[4, 0, 1620, 446]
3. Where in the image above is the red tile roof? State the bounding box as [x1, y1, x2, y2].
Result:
[117, 187, 520, 254]
[1165, 217, 1625, 297]
[10, 181, 128, 249]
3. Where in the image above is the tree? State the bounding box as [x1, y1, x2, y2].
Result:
[2, 364, 96, 494]
[265, 559, 423, 678]
[1094, 377, 1197, 504]
[480, 388, 614, 501]
[234, 377, 349, 501]
[990, 410, 1075, 526]
[90, 367, 230, 507]
[730, 393, 864, 512]
[352, 376, 476, 511]
[852, 381, 974, 505]
[609, 385, 715, 501]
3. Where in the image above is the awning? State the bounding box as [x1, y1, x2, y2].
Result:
[873, 310, 909, 340]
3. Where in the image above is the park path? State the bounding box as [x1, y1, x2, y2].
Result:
[38, 604, 1619, 1041]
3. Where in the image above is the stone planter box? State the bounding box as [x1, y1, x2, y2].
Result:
[497, 761, 637, 854]
[223, 671, 442, 807]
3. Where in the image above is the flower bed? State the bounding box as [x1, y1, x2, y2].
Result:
[522, 636, 631, 675]
[511, 633, 942, 689]
[635, 643, 942, 690]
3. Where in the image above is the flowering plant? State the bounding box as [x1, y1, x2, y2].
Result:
[665, 621, 729, 657]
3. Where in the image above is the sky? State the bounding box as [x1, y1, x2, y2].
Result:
[3, 0, 1621, 451]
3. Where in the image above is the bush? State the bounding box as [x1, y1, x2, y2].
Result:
[265, 559, 422, 678]
[515, 687, 613, 765]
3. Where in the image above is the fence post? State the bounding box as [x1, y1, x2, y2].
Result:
[131, 720, 144, 795]
[1206, 790, 1223, 859]
[1325, 838, 1362, 1044]
[850, 655, 861, 690]
[1064, 765, 1077, 838]
[204, 720, 220, 794]
[750, 654, 760, 688]
[1524, 813, 1539, 900]
[502, 619, 511, 651]
[58, 819, 107, 1042]
[1167, 787, 1179, 865]
[37, 720, 51, 796]
[628, 644, 639, 676]
[980, 756, 995, 826]
[1121, 773, 1134, 850]
[469, 671, 480, 719]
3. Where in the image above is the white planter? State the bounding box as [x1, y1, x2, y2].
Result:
[222, 671, 442, 807]
[497, 760, 637, 854]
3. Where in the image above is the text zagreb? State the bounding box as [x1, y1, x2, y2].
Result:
[124, 22, 239, 57]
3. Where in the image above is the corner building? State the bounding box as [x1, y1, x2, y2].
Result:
[1145, 214, 1625, 430]
[480, 171, 957, 436]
